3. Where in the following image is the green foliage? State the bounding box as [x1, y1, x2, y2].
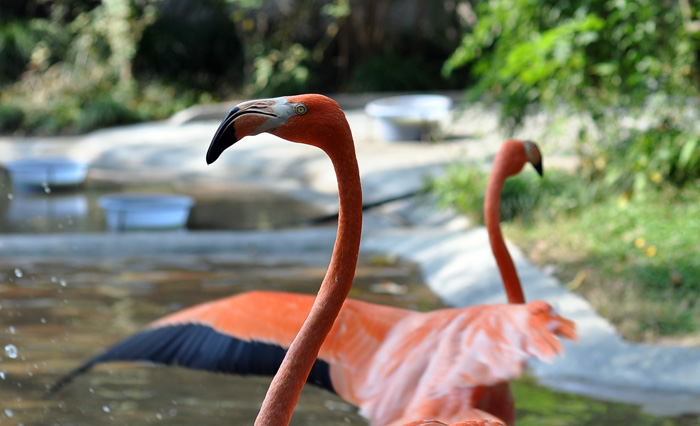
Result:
[446, 0, 695, 115]
[445, 0, 700, 195]
[601, 119, 700, 193]
[134, 0, 243, 91]
[346, 54, 436, 92]
[429, 163, 587, 224]
[444, 1, 606, 127]
[0, 0, 208, 134]
[0, 104, 25, 133]
[250, 43, 313, 97]
[75, 97, 141, 134]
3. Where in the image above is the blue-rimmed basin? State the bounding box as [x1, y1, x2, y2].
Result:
[5, 157, 88, 190]
[365, 95, 452, 141]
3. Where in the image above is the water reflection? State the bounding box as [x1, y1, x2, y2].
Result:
[0, 173, 324, 233]
[0, 255, 697, 425]
[5, 191, 89, 232]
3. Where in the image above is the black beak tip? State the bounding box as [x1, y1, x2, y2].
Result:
[534, 161, 543, 176]
[206, 106, 240, 165]
[205, 148, 221, 165]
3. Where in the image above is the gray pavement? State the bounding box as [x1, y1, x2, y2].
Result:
[1, 94, 699, 415]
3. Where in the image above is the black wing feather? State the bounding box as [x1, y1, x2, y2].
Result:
[48, 323, 334, 395]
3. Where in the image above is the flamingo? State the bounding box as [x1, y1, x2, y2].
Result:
[50, 95, 576, 426]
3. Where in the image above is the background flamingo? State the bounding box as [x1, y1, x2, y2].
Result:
[51, 98, 575, 426]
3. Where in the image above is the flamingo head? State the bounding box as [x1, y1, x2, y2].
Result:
[206, 94, 351, 164]
[496, 139, 543, 178]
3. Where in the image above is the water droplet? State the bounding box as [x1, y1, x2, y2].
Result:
[102, 406, 111, 413]
[156, 413, 163, 420]
[50, 276, 57, 283]
[59, 279, 67, 287]
[8, 326, 16, 335]
[14, 268, 23, 278]
[4, 408, 13, 417]
[4, 344, 18, 359]
[89, 387, 95, 394]
[42, 183, 51, 193]
[0, 371, 6, 379]
[40, 318, 47, 324]
[7, 193, 13, 200]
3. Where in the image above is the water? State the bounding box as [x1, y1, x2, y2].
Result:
[1, 255, 698, 425]
[0, 175, 323, 234]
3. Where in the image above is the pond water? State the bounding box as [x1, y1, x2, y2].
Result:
[0, 173, 324, 234]
[1, 254, 698, 426]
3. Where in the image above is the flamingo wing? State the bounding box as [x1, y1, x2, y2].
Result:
[352, 300, 576, 425]
[49, 291, 411, 395]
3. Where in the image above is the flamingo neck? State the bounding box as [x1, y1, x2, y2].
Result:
[484, 167, 525, 304]
[254, 142, 362, 426]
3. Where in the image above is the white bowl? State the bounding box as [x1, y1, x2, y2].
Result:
[99, 193, 194, 231]
[365, 95, 452, 141]
[6, 157, 88, 190]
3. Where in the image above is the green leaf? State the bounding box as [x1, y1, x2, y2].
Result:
[678, 138, 699, 169]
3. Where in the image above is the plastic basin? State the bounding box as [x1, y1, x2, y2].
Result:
[6, 157, 88, 190]
[365, 95, 452, 141]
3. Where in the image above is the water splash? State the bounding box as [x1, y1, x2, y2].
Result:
[8, 326, 16, 335]
[14, 269, 23, 278]
[7, 193, 13, 200]
[5, 344, 18, 359]
[102, 406, 111, 413]
[0, 371, 6, 380]
[4, 408, 13, 418]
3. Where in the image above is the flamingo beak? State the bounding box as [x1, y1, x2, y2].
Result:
[532, 159, 543, 177]
[206, 99, 280, 164]
[523, 140, 543, 177]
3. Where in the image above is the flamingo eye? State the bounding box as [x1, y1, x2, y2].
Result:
[295, 104, 307, 115]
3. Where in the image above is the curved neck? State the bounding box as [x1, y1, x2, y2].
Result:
[484, 167, 525, 304]
[254, 141, 363, 426]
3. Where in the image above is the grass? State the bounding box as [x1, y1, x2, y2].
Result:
[512, 376, 699, 425]
[430, 166, 700, 342]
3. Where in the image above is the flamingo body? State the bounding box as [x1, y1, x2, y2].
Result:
[52, 291, 575, 425]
